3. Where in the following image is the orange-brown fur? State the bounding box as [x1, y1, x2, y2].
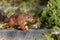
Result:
[6, 13, 35, 32]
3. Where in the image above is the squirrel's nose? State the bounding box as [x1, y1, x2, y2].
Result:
[31, 19, 35, 24]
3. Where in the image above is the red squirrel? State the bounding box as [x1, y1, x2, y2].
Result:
[6, 9, 35, 32]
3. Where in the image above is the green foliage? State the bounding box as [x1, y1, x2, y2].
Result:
[53, 26, 60, 31]
[2, 0, 8, 7]
[41, 0, 60, 28]
[43, 26, 60, 40]
[43, 32, 59, 40]
[6, 8, 15, 17]
[15, 0, 41, 19]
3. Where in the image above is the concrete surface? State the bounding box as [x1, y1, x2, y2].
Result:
[0, 29, 54, 40]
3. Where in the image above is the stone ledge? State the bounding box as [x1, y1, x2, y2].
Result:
[0, 29, 59, 40]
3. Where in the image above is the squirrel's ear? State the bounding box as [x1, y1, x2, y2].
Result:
[24, 9, 28, 14]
